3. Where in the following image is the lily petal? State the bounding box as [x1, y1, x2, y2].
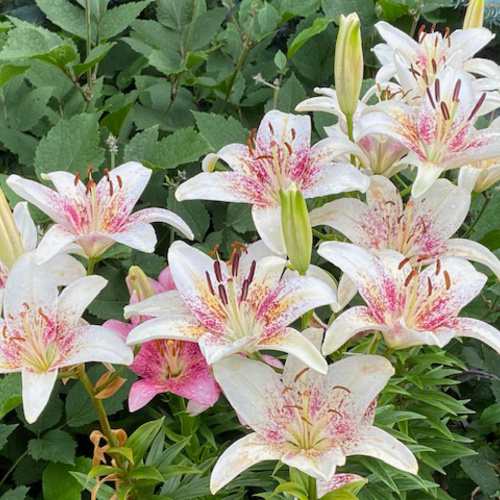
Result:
[252, 204, 286, 255]
[124, 290, 190, 319]
[451, 317, 500, 354]
[411, 162, 445, 198]
[22, 368, 58, 424]
[12, 202, 37, 252]
[128, 379, 161, 412]
[199, 334, 254, 365]
[35, 224, 78, 264]
[110, 222, 158, 253]
[127, 207, 194, 240]
[282, 448, 345, 482]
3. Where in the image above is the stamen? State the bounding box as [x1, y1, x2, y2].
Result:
[431, 59, 437, 74]
[22, 302, 30, 309]
[284, 142, 292, 155]
[74, 173, 81, 186]
[38, 308, 50, 323]
[416, 253, 430, 262]
[206, 272, 215, 295]
[116, 175, 123, 189]
[2, 325, 7, 339]
[434, 79, 441, 102]
[214, 260, 223, 282]
[256, 155, 274, 161]
[85, 179, 95, 196]
[328, 408, 342, 416]
[444, 270, 451, 290]
[418, 24, 426, 38]
[294, 367, 309, 382]
[409, 64, 421, 77]
[445, 27, 450, 38]
[426, 87, 436, 109]
[398, 257, 410, 270]
[332, 385, 351, 393]
[268, 122, 274, 134]
[208, 244, 220, 258]
[218, 284, 228, 305]
[104, 168, 110, 180]
[453, 79, 461, 102]
[422, 69, 429, 85]
[303, 390, 311, 397]
[231, 251, 240, 277]
[440, 101, 450, 120]
[404, 269, 418, 287]
[384, 200, 395, 206]
[301, 416, 313, 426]
[108, 179, 114, 197]
[283, 386, 292, 393]
[431, 23, 436, 32]
[87, 165, 94, 178]
[291, 128, 296, 140]
[427, 277, 433, 296]
[240, 279, 249, 302]
[468, 93, 486, 121]
[284, 405, 303, 410]
[247, 260, 257, 284]
[247, 137, 254, 156]
[435, 259, 441, 275]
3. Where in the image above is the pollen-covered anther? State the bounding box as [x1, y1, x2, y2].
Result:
[206, 271, 215, 295]
[404, 269, 418, 287]
[427, 277, 433, 297]
[240, 279, 249, 302]
[213, 260, 223, 282]
[426, 87, 436, 108]
[398, 257, 410, 270]
[38, 308, 50, 323]
[2, 325, 7, 339]
[291, 128, 296, 140]
[116, 175, 123, 189]
[468, 92, 486, 121]
[443, 270, 451, 290]
[440, 101, 451, 121]
[435, 259, 441, 275]
[284, 142, 293, 155]
[453, 79, 462, 102]
[247, 260, 256, 284]
[22, 302, 30, 310]
[431, 58, 437, 74]
[434, 79, 441, 102]
[74, 173, 81, 186]
[416, 253, 430, 262]
[332, 385, 351, 393]
[218, 284, 228, 305]
[294, 367, 309, 382]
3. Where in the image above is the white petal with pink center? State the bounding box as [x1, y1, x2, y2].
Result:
[126, 241, 335, 373]
[0, 252, 133, 423]
[175, 110, 369, 253]
[319, 242, 499, 354]
[210, 334, 417, 493]
[7, 162, 193, 262]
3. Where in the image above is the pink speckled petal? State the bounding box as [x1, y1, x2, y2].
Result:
[210, 433, 282, 494]
[168, 241, 228, 334]
[61, 325, 133, 368]
[128, 379, 161, 412]
[344, 425, 418, 475]
[323, 306, 385, 356]
[446, 317, 500, 354]
[257, 327, 327, 375]
[199, 333, 254, 365]
[257, 275, 337, 338]
[384, 318, 441, 349]
[126, 207, 194, 240]
[35, 224, 78, 264]
[317, 474, 366, 498]
[213, 355, 291, 437]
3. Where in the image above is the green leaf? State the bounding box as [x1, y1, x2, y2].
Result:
[107, 446, 135, 464]
[99, 0, 154, 41]
[288, 18, 331, 58]
[0, 487, 29, 500]
[0, 64, 28, 87]
[274, 50, 287, 72]
[125, 417, 165, 464]
[461, 452, 500, 496]
[128, 465, 164, 482]
[28, 429, 77, 465]
[0, 126, 38, 166]
[73, 42, 116, 77]
[226, 203, 255, 234]
[174, 200, 210, 241]
[276, 73, 307, 113]
[124, 125, 159, 163]
[193, 111, 249, 151]
[0, 424, 17, 451]
[34, 113, 105, 177]
[36, 0, 87, 39]
[70, 471, 115, 500]
[0, 373, 22, 420]
[146, 128, 210, 170]
[42, 457, 91, 500]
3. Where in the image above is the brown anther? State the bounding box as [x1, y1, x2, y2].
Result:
[303, 390, 311, 397]
[332, 385, 351, 393]
[443, 270, 451, 290]
[214, 260, 223, 282]
[207, 244, 220, 258]
[247, 260, 257, 284]
[440, 101, 450, 120]
[284, 142, 292, 155]
[268, 122, 274, 134]
[435, 259, 441, 275]
[154, 339, 165, 357]
[87, 165, 94, 176]
[104, 168, 110, 180]
[38, 308, 50, 323]
[434, 35, 439, 47]
[385, 200, 396, 206]
[291, 128, 296, 140]
[218, 284, 228, 305]
[74, 173, 81, 186]
[116, 175, 123, 189]
[431, 58, 437, 74]
[409, 64, 421, 77]
[404, 269, 418, 287]
[256, 155, 274, 161]
[240, 279, 249, 302]
[426, 87, 436, 109]
[283, 385, 292, 393]
[434, 79, 441, 102]
[427, 277, 433, 296]
[231, 241, 248, 253]
[10, 336, 25, 342]
[453, 79, 462, 102]
[422, 69, 429, 85]
[231, 251, 240, 277]
[420, 32, 427, 43]
[398, 257, 410, 270]
[468, 93, 486, 121]
[431, 23, 436, 33]
[328, 408, 342, 416]
[22, 302, 30, 309]
[445, 27, 450, 38]
[416, 253, 430, 262]
[247, 137, 254, 156]
[294, 367, 309, 383]
[284, 404, 303, 410]
[301, 416, 313, 426]
[206, 272, 215, 295]
[86, 179, 95, 196]
[108, 179, 114, 197]
[418, 24, 426, 38]
[2, 325, 7, 339]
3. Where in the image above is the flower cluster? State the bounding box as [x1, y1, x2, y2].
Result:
[0, 3, 499, 499]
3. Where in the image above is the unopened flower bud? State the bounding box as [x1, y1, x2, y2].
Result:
[127, 266, 156, 301]
[335, 13, 363, 118]
[0, 187, 23, 269]
[280, 183, 312, 275]
[463, 0, 484, 28]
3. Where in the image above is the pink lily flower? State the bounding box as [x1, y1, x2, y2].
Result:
[296, 88, 408, 177]
[310, 175, 500, 281]
[105, 266, 220, 414]
[175, 110, 369, 253]
[373, 21, 495, 94]
[7, 162, 194, 263]
[125, 241, 336, 372]
[0, 252, 133, 423]
[318, 242, 500, 355]
[209, 329, 417, 493]
[356, 69, 500, 197]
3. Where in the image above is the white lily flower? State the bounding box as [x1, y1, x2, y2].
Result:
[319, 242, 500, 355]
[175, 110, 369, 254]
[7, 162, 194, 263]
[0, 252, 133, 423]
[125, 241, 337, 373]
[210, 329, 417, 493]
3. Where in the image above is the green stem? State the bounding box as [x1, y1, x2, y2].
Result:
[220, 46, 250, 113]
[0, 450, 28, 489]
[409, 0, 423, 38]
[312, 228, 335, 241]
[463, 192, 492, 238]
[308, 475, 317, 500]
[84, 0, 93, 94]
[87, 257, 96, 276]
[77, 365, 119, 449]
[345, 113, 357, 166]
[400, 185, 412, 198]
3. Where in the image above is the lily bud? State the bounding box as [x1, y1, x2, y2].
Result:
[463, 0, 484, 28]
[280, 183, 312, 275]
[128, 266, 156, 301]
[335, 13, 363, 118]
[0, 187, 23, 269]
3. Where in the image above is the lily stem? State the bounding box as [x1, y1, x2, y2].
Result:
[345, 113, 357, 166]
[84, 0, 93, 95]
[463, 192, 492, 238]
[308, 475, 317, 500]
[87, 257, 96, 275]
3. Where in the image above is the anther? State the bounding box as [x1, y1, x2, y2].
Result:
[398, 257, 410, 270]
[218, 284, 228, 305]
[2, 325, 7, 339]
[22, 302, 30, 309]
[206, 272, 215, 295]
[256, 155, 274, 161]
[416, 253, 430, 262]
[426, 87, 436, 109]
[294, 367, 309, 382]
[418, 24, 426, 38]
[87, 165, 94, 177]
[116, 175, 123, 189]
[332, 385, 351, 393]
[74, 173, 81, 186]
[385, 200, 396, 206]
[214, 260, 223, 282]
[435, 259, 441, 275]
[38, 308, 50, 323]
[427, 277, 433, 297]
[404, 269, 418, 287]
[431, 59, 437, 74]
[444, 270, 451, 290]
[247, 260, 257, 284]
[284, 142, 292, 155]
[422, 69, 429, 85]
[301, 416, 313, 426]
[440, 101, 450, 120]
[268, 122, 274, 134]
[291, 128, 296, 140]
[434, 79, 441, 102]
[453, 80, 461, 102]
[328, 408, 342, 416]
[468, 93, 486, 121]
[104, 168, 110, 180]
[240, 279, 249, 302]
[231, 251, 240, 277]
[108, 179, 114, 197]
